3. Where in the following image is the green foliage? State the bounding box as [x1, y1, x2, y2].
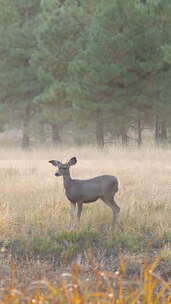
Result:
[69, 0, 171, 144]
[2, 228, 170, 262]
[105, 232, 146, 253]
[32, 0, 86, 130]
[2, 230, 101, 262]
[52, 230, 99, 242]
[0, 0, 171, 146]
[0, 0, 42, 146]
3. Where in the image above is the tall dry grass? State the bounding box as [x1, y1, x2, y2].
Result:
[0, 146, 171, 301]
[0, 146, 170, 238]
[0, 256, 171, 303]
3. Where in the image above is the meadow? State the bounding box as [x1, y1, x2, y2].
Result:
[0, 146, 170, 302]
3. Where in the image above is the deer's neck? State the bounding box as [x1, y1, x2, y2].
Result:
[62, 172, 72, 190]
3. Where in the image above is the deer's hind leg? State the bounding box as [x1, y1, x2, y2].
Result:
[77, 203, 83, 223]
[102, 196, 120, 226]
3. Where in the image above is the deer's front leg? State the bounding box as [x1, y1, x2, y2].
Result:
[77, 203, 83, 225]
[70, 202, 77, 229]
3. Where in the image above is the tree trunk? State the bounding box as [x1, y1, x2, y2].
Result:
[95, 110, 104, 148]
[22, 105, 31, 149]
[154, 116, 167, 146]
[51, 123, 62, 146]
[154, 115, 160, 146]
[160, 121, 167, 142]
[22, 132, 30, 149]
[137, 117, 142, 147]
[39, 122, 46, 145]
[121, 128, 128, 146]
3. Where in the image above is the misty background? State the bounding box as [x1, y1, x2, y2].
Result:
[0, 0, 171, 149]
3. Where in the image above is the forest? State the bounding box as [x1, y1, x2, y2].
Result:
[0, 0, 171, 148]
[0, 1, 171, 303]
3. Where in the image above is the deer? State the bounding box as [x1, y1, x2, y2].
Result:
[49, 157, 120, 227]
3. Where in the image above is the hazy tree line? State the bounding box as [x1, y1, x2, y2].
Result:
[0, 0, 171, 148]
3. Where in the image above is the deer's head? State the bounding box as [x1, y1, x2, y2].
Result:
[49, 157, 77, 176]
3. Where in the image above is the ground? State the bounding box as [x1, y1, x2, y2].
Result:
[0, 146, 170, 301]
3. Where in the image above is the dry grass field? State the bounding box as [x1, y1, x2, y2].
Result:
[0, 146, 171, 302]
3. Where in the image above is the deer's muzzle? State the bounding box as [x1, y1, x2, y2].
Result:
[55, 172, 61, 177]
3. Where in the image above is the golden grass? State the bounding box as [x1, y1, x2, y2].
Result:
[0, 257, 171, 303]
[0, 146, 170, 238]
[0, 146, 170, 301]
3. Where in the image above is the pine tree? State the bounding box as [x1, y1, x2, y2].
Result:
[32, 0, 86, 145]
[0, 0, 41, 148]
[70, 0, 171, 147]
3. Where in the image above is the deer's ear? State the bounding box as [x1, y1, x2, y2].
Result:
[49, 160, 61, 167]
[68, 157, 77, 166]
